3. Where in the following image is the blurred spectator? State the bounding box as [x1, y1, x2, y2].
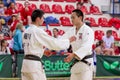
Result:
[53, 28, 61, 38]
[0, 2, 5, 16]
[102, 30, 114, 49]
[52, 28, 66, 55]
[94, 40, 105, 55]
[13, 22, 24, 53]
[0, 18, 5, 25]
[3, 0, 15, 7]
[20, 1, 32, 26]
[0, 2, 11, 23]
[76, 2, 83, 9]
[94, 40, 114, 55]
[76, 2, 89, 14]
[0, 0, 2, 3]
[78, 0, 92, 4]
[0, 18, 10, 37]
[12, 22, 24, 77]
[0, 32, 4, 40]
[45, 28, 66, 55]
[0, 39, 11, 55]
[10, 14, 22, 34]
[5, 2, 18, 16]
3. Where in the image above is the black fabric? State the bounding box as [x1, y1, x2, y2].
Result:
[82, 53, 94, 60]
[71, 54, 93, 67]
[24, 55, 44, 69]
[24, 54, 41, 62]
[67, 45, 73, 53]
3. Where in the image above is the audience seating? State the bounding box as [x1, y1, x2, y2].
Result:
[16, 3, 23, 12]
[98, 17, 111, 27]
[65, 4, 75, 14]
[52, 4, 65, 14]
[108, 18, 120, 30]
[90, 5, 102, 15]
[76, 0, 89, 2]
[41, 0, 52, 1]
[66, 0, 76, 2]
[58, 29, 65, 36]
[76, 0, 81, 2]
[42, 22, 60, 26]
[49, 23, 60, 26]
[54, 0, 64, 2]
[7, 1, 120, 43]
[45, 29, 52, 36]
[94, 30, 104, 40]
[28, 3, 37, 11]
[112, 30, 120, 41]
[114, 23, 120, 30]
[85, 17, 98, 27]
[29, 0, 39, 1]
[40, 4, 52, 13]
[80, 5, 90, 14]
[60, 16, 73, 26]
[108, 18, 118, 26]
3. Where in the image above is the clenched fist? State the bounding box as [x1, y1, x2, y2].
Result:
[44, 49, 52, 57]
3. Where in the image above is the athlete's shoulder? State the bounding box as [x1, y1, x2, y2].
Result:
[83, 24, 93, 32]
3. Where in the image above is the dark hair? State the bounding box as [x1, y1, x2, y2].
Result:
[1, 39, 6, 48]
[72, 9, 84, 21]
[77, 2, 83, 6]
[9, 2, 15, 7]
[53, 28, 59, 32]
[0, 39, 7, 52]
[96, 40, 104, 47]
[1, 39, 6, 44]
[106, 30, 112, 34]
[31, 9, 44, 22]
[0, 2, 4, 5]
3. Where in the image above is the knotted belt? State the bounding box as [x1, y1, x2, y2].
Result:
[71, 53, 93, 67]
[24, 54, 41, 62]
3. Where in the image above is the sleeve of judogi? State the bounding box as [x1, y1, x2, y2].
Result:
[61, 27, 75, 39]
[74, 29, 94, 60]
[61, 31, 70, 39]
[34, 29, 70, 50]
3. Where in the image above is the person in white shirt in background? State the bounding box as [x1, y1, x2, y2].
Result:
[21, 9, 76, 80]
[63, 9, 94, 80]
[102, 30, 114, 49]
[102, 30, 115, 55]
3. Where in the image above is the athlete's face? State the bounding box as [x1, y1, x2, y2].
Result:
[71, 12, 82, 26]
[38, 16, 44, 26]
